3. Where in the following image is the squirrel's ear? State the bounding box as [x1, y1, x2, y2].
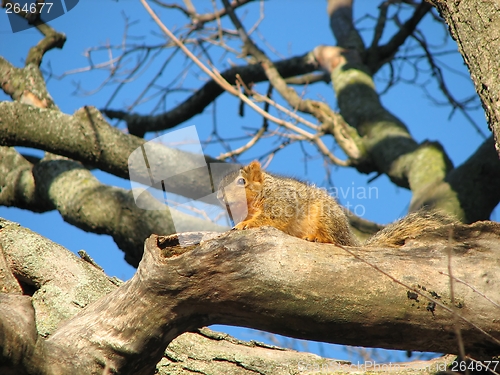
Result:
[245, 161, 263, 183]
[249, 160, 261, 171]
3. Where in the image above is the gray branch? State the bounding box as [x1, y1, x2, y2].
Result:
[1, 218, 499, 373]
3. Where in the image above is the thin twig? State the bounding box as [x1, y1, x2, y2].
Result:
[439, 271, 500, 309]
[220, 0, 360, 164]
[140, 0, 349, 166]
[446, 228, 468, 375]
[235, 74, 319, 130]
[217, 125, 267, 160]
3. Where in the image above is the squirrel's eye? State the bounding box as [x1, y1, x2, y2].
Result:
[236, 177, 245, 185]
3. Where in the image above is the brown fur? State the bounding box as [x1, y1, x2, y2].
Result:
[365, 210, 456, 247]
[217, 161, 456, 247]
[217, 161, 358, 246]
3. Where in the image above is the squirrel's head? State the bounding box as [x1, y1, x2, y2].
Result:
[216, 160, 264, 222]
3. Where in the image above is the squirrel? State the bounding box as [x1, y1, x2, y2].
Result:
[217, 160, 455, 247]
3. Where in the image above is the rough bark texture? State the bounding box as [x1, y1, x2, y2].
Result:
[0, 101, 222, 201]
[428, 0, 500, 155]
[161, 331, 457, 374]
[1, 218, 499, 374]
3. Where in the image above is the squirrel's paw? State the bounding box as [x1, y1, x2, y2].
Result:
[302, 236, 319, 242]
[233, 222, 248, 230]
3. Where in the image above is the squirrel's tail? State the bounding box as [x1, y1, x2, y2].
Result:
[364, 210, 457, 247]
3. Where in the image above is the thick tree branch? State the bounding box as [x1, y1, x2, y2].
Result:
[314, 48, 451, 183]
[410, 136, 500, 223]
[0, 56, 57, 109]
[446, 137, 500, 221]
[0, 219, 119, 336]
[0, 102, 222, 201]
[0, 243, 22, 294]
[328, 0, 433, 73]
[2, 219, 349, 375]
[1, 1, 66, 67]
[3, 220, 500, 374]
[2, 218, 499, 373]
[314, 46, 500, 221]
[0, 147, 50, 213]
[76, 224, 500, 359]
[327, 0, 365, 51]
[0, 147, 223, 266]
[0, 56, 222, 203]
[162, 328, 357, 375]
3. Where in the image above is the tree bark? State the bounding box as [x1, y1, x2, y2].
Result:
[428, 0, 500, 155]
[1, 218, 499, 374]
[0, 101, 221, 201]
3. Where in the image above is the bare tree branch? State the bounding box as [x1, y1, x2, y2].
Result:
[139, 1, 355, 166]
[313, 45, 500, 221]
[0, 294, 37, 373]
[369, 1, 433, 73]
[0, 56, 57, 109]
[327, 0, 365, 51]
[1, 0, 66, 67]
[2, 219, 500, 373]
[411, 136, 500, 223]
[218, 0, 365, 165]
[0, 102, 220, 200]
[152, 0, 255, 28]
[0, 147, 223, 266]
[102, 53, 320, 138]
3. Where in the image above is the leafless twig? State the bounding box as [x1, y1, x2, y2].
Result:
[140, 0, 350, 166]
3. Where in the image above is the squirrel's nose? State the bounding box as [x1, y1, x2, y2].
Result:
[216, 189, 225, 203]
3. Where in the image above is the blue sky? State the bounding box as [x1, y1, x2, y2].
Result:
[0, 0, 493, 363]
